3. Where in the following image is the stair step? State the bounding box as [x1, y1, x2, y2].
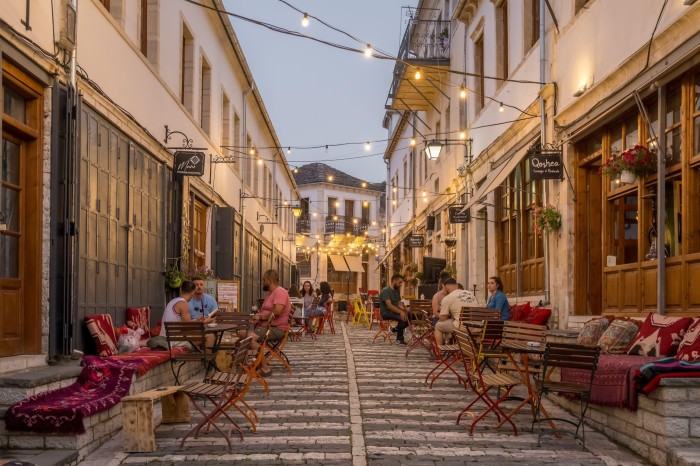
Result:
[0, 449, 78, 466]
[0, 361, 82, 408]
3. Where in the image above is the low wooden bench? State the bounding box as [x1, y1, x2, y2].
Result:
[121, 386, 190, 452]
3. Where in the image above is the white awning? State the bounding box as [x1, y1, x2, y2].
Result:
[460, 143, 531, 213]
[344, 255, 365, 273]
[328, 254, 350, 272]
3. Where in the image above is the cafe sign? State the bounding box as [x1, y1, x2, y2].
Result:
[528, 149, 563, 180]
[174, 150, 205, 176]
[448, 206, 471, 224]
[409, 235, 425, 248]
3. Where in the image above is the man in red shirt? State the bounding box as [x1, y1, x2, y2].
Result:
[240, 269, 291, 376]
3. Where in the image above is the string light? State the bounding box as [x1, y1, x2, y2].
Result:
[499, 102, 505, 112]
[287, 147, 291, 155]
[301, 13, 309, 27]
[249, 148, 255, 155]
[365, 141, 371, 151]
[364, 44, 372, 57]
[327, 175, 334, 181]
[410, 137, 416, 146]
[293, 166, 299, 174]
[372, 221, 376, 226]
[459, 131, 466, 139]
[361, 182, 367, 188]
[257, 158, 263, 165]
[334, 201, 340, 207]
[460, 85, 467, 99]
[363, 201, 369, 206]
[414, 68, 421, 80]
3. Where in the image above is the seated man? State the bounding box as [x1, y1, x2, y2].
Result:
[379, 273, 409, 345]
[434, 278, 477, 345]
[239, 269, 291, 377]
[160, 280, 216, 348]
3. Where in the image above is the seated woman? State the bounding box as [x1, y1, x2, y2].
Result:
[485, 276, 510, 321]
[309, 282, 333, 331]
[300, 281, 316, 319]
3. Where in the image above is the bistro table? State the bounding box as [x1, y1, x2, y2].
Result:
[497, 341, 557, 433]
[204, 323, 239, 372]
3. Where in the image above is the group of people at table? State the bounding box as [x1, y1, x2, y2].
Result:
[378, 271, 511, 345]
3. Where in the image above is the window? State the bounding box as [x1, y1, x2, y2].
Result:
[474, 35, 485, 113]
[665, 78, 682, 167]
[445, 105, 451, 137]
[200, 55, 211, 134]
[435, 212, 442, 233]
[403, 159, 408, 198]
[345, 200, 355, 219]
[245, 134, 252, 187]
[140, 0, 159, 66]
[191, 197, 208, 269]
[434, 177, 439, 195]
[221, 92, 230, 149]
[328, 197, 337, 216]
[262, 166, 268, 210]
[524, 0, 540, 52]
[362, 201, 370, 222]
[233, 112, 241, 173]
[253, 151, 259, 196]
[301, 198, 310, 217]
[180, 23, 194, 114]
[495, 1, 509, 82]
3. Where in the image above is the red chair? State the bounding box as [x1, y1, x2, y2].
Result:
[424, 327, 466, 389]
[316, 302, 335, 335]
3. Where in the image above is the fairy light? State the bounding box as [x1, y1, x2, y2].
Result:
[334, 201, 340, 208]
[287, 147, 291, 155]
[249, 147, 255, 155]
[301, 13, 309, 27]
[327, 175, 334, 181]
[410, 137, 416, 146]
[361, 182, 367, 188]
[293, 166, 299, 174]
[460, 85, 467, 99]
[459, 131, 466, 139]
[414, 68, 421, 80]
[499, 102, 505, 112]
[364, 44, 372, 57]
[365, 141, 371, 151]
[257, 158, 263, 165]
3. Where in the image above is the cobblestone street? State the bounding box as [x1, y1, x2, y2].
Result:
[83, 321, 648, 465]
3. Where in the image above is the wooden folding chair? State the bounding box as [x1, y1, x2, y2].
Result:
[214, 312, 248, 350]
[453, 328, 522, 435]
[316, 301, 336, 334]
[265, 326, 291, 373]
[425, 326, 466, 388]
[535, 342, 601, 449]
[466, 307, 502, 321]
[405, 301, 433, 358]
[289, 303, 316, 341]
[352, 296, 372, 327]
[164, 321, 216, 384]
[368, 297, 381, 330]
[180, 337, 252, 451]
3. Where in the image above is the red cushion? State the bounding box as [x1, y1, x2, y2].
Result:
[509, 303, 532, 322]
[525, 307, 550, 326]
[84, 314, 119, 357]
[628, 313, 692, 357]
[126, 307, 151, 340]
[677, 318, 700, 362]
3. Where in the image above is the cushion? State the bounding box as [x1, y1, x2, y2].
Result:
[576, 316, 613, 347]
[84, 314, 119, 357]
[627, 313, 692, 357]
[525, 307, 551, 326]
[126, 307, 151, 340]
[677, 319, 700, 362]
[509, 303, 532, 322]
[597, 318, 641, 354]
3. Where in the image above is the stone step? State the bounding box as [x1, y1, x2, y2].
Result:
[669, 448, 700, 466]
[0, 448, 78, 466]
[0, 361, 82, 410]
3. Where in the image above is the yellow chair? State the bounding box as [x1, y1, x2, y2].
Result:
[352, 297, 372, 327]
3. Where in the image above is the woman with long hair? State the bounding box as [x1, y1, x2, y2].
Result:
[309, 281, 332, 318]
[486, 276, 510, 320]
[301, 281, 315, 318]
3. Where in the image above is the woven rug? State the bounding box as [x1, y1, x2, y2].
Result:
[5, 356, 141, 434]
[108, 346, 190, 376]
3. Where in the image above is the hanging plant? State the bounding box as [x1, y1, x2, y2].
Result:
[402, 262, 419, 286]
[532, 204, 562, 237]
[599, 145, 656, 179]
[164, 260, 188, 289]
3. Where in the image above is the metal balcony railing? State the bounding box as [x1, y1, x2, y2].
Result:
[296, 215, 311, 234]
[325, 216, 370, 236]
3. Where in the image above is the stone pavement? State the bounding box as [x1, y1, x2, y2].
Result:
[82, 321, 649, 465]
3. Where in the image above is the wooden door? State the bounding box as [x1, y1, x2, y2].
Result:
[0, 63, 43, 356]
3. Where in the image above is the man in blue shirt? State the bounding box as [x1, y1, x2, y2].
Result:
[189, 277, 219, 321]
[379, 273, 409, 345]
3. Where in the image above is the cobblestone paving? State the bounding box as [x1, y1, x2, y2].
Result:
[83, 321, 648, 465]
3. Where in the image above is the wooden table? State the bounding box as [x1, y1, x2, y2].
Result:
[122, 386, 190, 452]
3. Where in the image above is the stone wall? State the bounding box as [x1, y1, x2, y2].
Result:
[550, 378, 700, 466]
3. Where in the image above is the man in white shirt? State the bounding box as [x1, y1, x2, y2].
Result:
[434, 278, 477, 345]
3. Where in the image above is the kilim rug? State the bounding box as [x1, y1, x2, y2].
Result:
[5, 356, 141, 434]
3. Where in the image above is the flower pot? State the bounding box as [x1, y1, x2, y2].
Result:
[168, 277, 183, 289]
[620, 170, 637, 184]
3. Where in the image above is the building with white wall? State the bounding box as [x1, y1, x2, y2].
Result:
[0, 0, 298, 367]
[293, 163, 385, 296]
[383, 0, 700, 321]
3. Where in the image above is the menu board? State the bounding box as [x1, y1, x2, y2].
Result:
[216, 280, 240, 311]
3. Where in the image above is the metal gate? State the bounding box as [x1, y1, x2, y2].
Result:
[76, 107, 167, 351]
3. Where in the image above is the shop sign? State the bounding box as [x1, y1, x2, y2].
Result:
[529, 149, 563, 180]
[409, 235, 425, 248]
[448, 206, 471, 224]
[174, 151, 205, 176]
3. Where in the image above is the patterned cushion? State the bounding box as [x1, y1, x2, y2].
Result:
[627, 313, 692, 357]
[597, 318, 641, 354]
[126, 307, 151, 341]
[576, 317, 612, 347]
[525, 307, 551, 326]
[84, 314, 119, 357]
[509, 303, 532, 322]
[676, 319, 700, 362]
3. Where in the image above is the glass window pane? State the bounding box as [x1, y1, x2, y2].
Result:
[0, 187, 19, 232]
[610, 125, 623, 153]
[625, 116, 638, 149]
[666, 126, 682, 165]
[0, 234, 19, 278]
[3, 87, 26, 123]
[695, 116, 700, 156]
[646, 99, 659, 140]
[610, 194, 638, 264]
[694, 74, 700, 113]
[666, 81, 682, 127]
[2, 139, 21, 185]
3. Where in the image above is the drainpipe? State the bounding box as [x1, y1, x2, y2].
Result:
[271, 151, 277, 271]
[539, 0, 551, 305]
[657, 87, 666, 314]
[240, 82, 254, 311]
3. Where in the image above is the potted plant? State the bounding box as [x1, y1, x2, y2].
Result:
[532, 204, 562, 237]
[403, 262, 419, 287]
[164, 261, 188, 289]
[443, 236, 457, 248]
[599, 145, 656, 183]
[441, 265, 456, 278]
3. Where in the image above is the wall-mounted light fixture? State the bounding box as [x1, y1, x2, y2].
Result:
[573, 84, 587, 98]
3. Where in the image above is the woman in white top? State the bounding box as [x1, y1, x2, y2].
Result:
[160, 281, 215, 348]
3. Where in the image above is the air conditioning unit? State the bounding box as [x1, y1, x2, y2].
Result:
[58, 0, 77, 51]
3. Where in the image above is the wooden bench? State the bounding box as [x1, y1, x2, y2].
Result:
[121, 386, 190, 452]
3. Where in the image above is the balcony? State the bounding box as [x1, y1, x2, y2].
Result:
[386, 19, 451, 111]
[325, 216, 369, 236]
[296, 215, 311, 235]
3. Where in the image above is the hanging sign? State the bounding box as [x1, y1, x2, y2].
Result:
[528, 149, 563, 180]
[448, 206, 471, 224]
[409, 235, 425, 248]
[174, 151, 205, 176]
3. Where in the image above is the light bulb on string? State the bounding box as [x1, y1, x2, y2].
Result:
[414, 68, 421, 80]
[287, 147, 291, 155]
[257, 158, 263, 166]
[365, 141, 371, 151]
[410, 137, 416, 146]
[293, 166, 299, 174]
[459, 131, 466, 139]
[361, 182, 367, 188]
[499, 102, 505, 112]
[460, 86, 467, 99]
[327, 175, 334, 182]
[364, 44, 372, 57]
[301, 13, 309, 27]
[249, 148, 255, 155]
